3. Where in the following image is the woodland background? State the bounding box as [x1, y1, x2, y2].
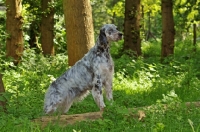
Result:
[0, 0, 200, 131]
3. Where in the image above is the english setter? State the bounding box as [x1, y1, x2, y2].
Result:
[44, 24, 123, 114]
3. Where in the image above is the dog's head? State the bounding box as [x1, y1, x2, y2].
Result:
[99, 24, 123, 44]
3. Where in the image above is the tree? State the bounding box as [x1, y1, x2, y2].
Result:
[123, 0, 141, 56]
[161, 0, 175, 58]
[63, 0, 94, 66]
[6, 0, 23, 64]
[41, 0, 54, 55]
[29, 21, 39, 49]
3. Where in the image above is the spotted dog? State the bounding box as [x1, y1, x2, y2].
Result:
[44, 24, 123, 114]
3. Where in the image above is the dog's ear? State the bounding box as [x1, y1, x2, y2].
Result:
[99, 28, 108, 45]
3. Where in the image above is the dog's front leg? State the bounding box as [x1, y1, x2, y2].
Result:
[92, 74, 105, 111]
[104, 64, 114, 102]
[104, 81, 113, 101]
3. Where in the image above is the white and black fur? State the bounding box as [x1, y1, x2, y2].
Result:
[44, 24, 123, 114]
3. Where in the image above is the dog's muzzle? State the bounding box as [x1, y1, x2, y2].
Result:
[118, 32, 123, 40]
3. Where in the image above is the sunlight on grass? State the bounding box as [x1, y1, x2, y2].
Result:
[142, 39, 161, 57]
[1, 39, 200, 131]
[114, 71, 154, 93]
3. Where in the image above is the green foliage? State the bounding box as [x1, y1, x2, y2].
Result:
[1, 49, 68, 119]
[1, 38, 200, 131]
[91, 0, 124, 35]
[21, 0, 66, 54]
[142, 0, 161, 14]
[1, 0, 200, 131]
[107, 1, 124, 18]
[174, 0, 200, 39]
[54, 15, 67, 53]
[0, 11, 6, 60]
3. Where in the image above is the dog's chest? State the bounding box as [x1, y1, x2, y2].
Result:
[98, 53, 114, 73]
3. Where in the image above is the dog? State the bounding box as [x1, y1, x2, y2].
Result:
[44, 24, 123, 114]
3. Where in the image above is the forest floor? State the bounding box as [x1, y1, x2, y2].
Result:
[1, 40, 200, 131]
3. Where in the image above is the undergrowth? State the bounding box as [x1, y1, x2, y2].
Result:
[0, 39, 200, 131]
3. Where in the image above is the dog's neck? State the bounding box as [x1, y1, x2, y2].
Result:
[95, 37, 110, 54]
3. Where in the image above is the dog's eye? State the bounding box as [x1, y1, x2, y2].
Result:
[109, 29, 113, 32]
[108, 29, 113, 35]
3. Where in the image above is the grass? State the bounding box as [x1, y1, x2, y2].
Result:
[0, 39, 200, 131]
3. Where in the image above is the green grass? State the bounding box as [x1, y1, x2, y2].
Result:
[0, 39, 200, 131]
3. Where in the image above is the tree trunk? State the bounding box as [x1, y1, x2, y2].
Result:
[161, 0, 175, 58]
[0, 74, 6, 112]
[146, 11, 151, 40]
[29, 21, 39, 49]
[63, 0, 94, 66]
[41, 0, 54, 55]
[141, 5, 145, 35]
[6, 0, 23, 64]
[123, 0, 141, 56]
[111, 0, 117, 24]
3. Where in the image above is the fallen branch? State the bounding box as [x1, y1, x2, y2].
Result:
[185, 101, 200, 107]
[33, 101, 200, 128]
[33, 111, 103, 128]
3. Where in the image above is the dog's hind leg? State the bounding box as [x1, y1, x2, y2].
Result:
[44, 99, 61, 114]
[63, 97, 74, 113]
[44, 85, 66, 114]
[92, 88, 105, 111]
[44, 94, 74, 114]
[104, 81, 113, 101]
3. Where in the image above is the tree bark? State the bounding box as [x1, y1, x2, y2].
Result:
[0, 74, 6, 112]
[146, 11, 151, 40]
[29, 21, 39, 49]
[41, 0, 54, 55]
[6, 0, 23, 64]
[63, 0, 94, 66]
[161, 0, 175, 58]
[123, 0, 141, 56]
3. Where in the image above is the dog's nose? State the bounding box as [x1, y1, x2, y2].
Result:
[118, 33, 123, 36]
